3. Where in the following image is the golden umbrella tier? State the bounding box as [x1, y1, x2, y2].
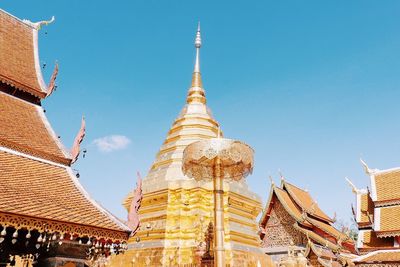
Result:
[182, 138, 254, 181]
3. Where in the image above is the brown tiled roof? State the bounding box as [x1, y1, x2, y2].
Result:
[354, 250, 400, 263]
[373, 169, 400, 205]
[0, 92, 70, 165]
[358, 192, 374, 226]
[283, 181, 333, 223]
[0, 10, 47, 98]
[376, 205, 400, 236]
[0, 150, 129, 237]
[359, 230, 393, 249]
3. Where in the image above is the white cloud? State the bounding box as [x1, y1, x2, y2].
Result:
[93, 135, 131, 152]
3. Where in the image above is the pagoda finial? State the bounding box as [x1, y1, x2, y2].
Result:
[194, 22, 201, 73]
[188, 22, 204, 96]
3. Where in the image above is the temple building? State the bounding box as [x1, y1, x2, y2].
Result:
[347, 161, 400, 266]
[111, 25, 271, 266]
[0, 9, 130, 266]
[259, 178, 357, 266]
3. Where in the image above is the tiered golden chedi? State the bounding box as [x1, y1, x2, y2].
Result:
[114, 25, 270, 266]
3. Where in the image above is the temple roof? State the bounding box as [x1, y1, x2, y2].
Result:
[282, 180, 333, 223]
[0, 9, 48, 98]
[0, 150, 129, 240]
[357, 230, 394, 250]
[375, 205, 400, 237]
[371, 168, 400, 206]
[271, 187, 312, 227]
[0, 92, 71, 165]
[260, 179, 356, 253]
[356, 191, 374, 227]
[0, 9, 130, 243]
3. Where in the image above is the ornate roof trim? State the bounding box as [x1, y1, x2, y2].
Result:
[32, 28, 48, 95]
[0, 211, 128, 242]
[353, 249, 400, 262]
[258, 183, 275, 227]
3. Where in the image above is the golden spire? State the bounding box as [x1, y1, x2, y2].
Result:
[187, 22, 206, 104]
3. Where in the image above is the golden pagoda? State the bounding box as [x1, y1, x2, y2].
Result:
[112, 24, 270, 266]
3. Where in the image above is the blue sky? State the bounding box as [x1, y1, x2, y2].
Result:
[3, 1, 400, 224]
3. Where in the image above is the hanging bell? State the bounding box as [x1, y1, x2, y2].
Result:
[1, 226, 6, 236]
[52, 233, 57, 240]
[12, 229, 18, 238]
[37, 234, 43, 243]
[26, 231, 31, 239]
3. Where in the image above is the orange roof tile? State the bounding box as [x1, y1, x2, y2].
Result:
[0, 150, 129, 238]
[357, 192, 374, 226]
[283, 181, 333, 223]
[375, 205, 400, 236]
[0, 92, 70, 165]
[359, 230, 393, 249]
[372, 169, 400, 205]
[0, 10, 47, 98]
[354, 250, 400, 263]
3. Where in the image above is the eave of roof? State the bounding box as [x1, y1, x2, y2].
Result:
[0, 149, 130, 241]
[353, 249, 400, 263]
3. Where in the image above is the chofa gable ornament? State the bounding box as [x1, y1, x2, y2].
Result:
[71, 116, 86, 164]
[127, 172, 143, 236]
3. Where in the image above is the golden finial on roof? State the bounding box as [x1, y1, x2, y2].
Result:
[187, 22, 206, 104]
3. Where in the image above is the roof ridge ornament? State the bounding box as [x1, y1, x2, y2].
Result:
[23, 16, 55, 30]
[360, 158, 378, 175]
[127, 172, 143, 237]
[46, 61, 59, 97]
[345, 177, 364, 195]
[71, 116, 86, 164]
